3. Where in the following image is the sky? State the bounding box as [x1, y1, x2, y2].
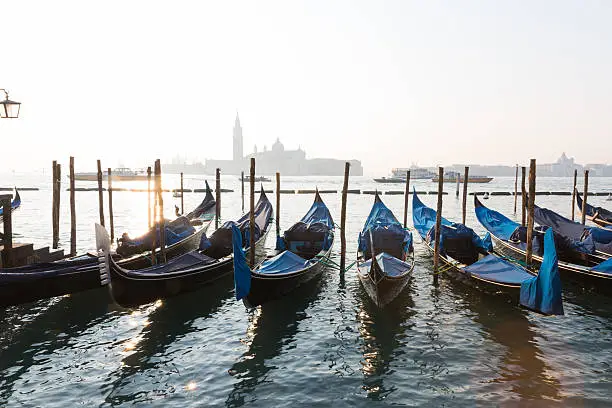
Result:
[1, 0, 611, 175]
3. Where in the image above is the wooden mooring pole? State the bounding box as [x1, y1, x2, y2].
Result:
[455, 173, 460, 197]
[521, 166, 527, 226]
[403, 170, 411, 228]
[581, 170, 589, 225]
[340, 162, 350, 272]
[513, 164, 518, 214]
[249, 158, 255, 267]
[52, 161, 60, 249]
[156, 159, 166, 264]
[151, 163, 158, 265]
[180, 172, 184, 215]
[107, 168, 114, 241]
[462, 166, 469, 225]
[215, 168, 221, 229]
[1, 195, 13, 267]
[276, 172, 280, 236]
[147, 167, 152, 228]
[526, 159, 536, 265]
[571, 169, 577, 221]
[433, 167, 443, 285]
[241, 171, 245, 213]
[69, 157, 76, 256]
[97, 160, 105, 227]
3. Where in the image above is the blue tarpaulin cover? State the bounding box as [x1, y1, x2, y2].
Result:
[257, 250, 313, 275]
[534, 205, 612, 254]
[299, 191, 334, 229]
[184, 180, 216, 221]
[281, 192, 334, 252]
[0, 190, 21, 218]
[359, 194, 412, 257]
[592, 257, 612, 274]
[359, 252, 412, 278]
[412, 190, 452, 240]
[464, 254, 534, 285]
[413, 191, 491, 264]
[519, 228, 564, 315]
[232, 223, 251, 300]
[125, 250, 217, 276]
[576, 191, 612, 225]
[474, 198, 520, 241]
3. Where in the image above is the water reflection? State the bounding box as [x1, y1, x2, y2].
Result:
[0, 289, 115, 402]
[455, 281, 563, 404]
[357, 283, 416, 400]
[102, 276, 234, 405]
[225, 274, 328, 407]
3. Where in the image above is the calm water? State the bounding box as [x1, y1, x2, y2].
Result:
[1, 173, 612, 407]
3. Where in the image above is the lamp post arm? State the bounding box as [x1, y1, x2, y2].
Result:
[0, 89, 9, 100]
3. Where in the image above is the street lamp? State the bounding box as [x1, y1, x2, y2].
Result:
[0, 89, 21, 119]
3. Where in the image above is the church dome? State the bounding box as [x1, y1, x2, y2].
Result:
[272, 138, 284, 152]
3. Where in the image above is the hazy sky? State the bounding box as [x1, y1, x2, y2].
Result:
[2, 0, 611, 174]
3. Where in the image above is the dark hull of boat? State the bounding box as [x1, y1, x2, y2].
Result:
[358, 268, 412, 308]
[0, 223, 210, 308]
[490, 234, 612, 293]
[421, 240, 523, 300]
[106, 230, 270, 307]
[244, 243, 333, 308]
[373, 177, 405, 184]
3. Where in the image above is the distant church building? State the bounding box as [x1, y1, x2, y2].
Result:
[232, 113, 243, 162]
[203, 113, 363, 176]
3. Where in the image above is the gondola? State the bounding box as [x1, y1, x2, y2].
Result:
[413, 191, 563, 315]
[233, 191, 333, 308]
[532, 203, 612, 258]
[575, 189, 612, 229]
[475, 195, 612, 292]
[0, 188, 21, 223]
[356, 193, 414, 308]
[0, 184, 216, 307]
[97, 187, 273, 307]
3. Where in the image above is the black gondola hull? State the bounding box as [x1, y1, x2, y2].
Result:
[0, 222, 210, 307]
[106, 231, 269, 307]
[357, 268, 412, 308]
[244, 245, 333, 308]
[490, 234, 612, 293]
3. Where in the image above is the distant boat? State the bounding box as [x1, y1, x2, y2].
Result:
[71, 167, 148, 182]
[432, 171, 493, 183]
[241, 175, 271, 182]
[374, 167, 436, 183]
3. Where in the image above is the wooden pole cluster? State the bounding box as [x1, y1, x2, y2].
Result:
[249, 158, 255, 267]
[525, 159, 536, 265]
[147, 167, 152, 228]
[403, 170, 410, 228]
[462, 166, 469, 225]
[276, 172, 280, 236]
[215, 168, 221, 229]
[156, 159, 166, 264]
[1, 195, 13, 267]
[97, 160, 105, 227]
[151, 163, 157, 265]
[455, 173, 460, 197]
[513, 164, 518, 214]
[180, 172, 184, 215]
[69, 157, 76, 256]
[51, 160, 61, 249]
[107, 168, 114, 241]
[521, 166, 527, 226]
[571, 169, 577, 221]
[433, 167, 444, 285]
[581, 170, 589, 226]
[241, 171, 245, 213]
[340, 162, 350, 272]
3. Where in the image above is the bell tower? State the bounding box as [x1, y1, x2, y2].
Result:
[233, 112, 243, 161]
